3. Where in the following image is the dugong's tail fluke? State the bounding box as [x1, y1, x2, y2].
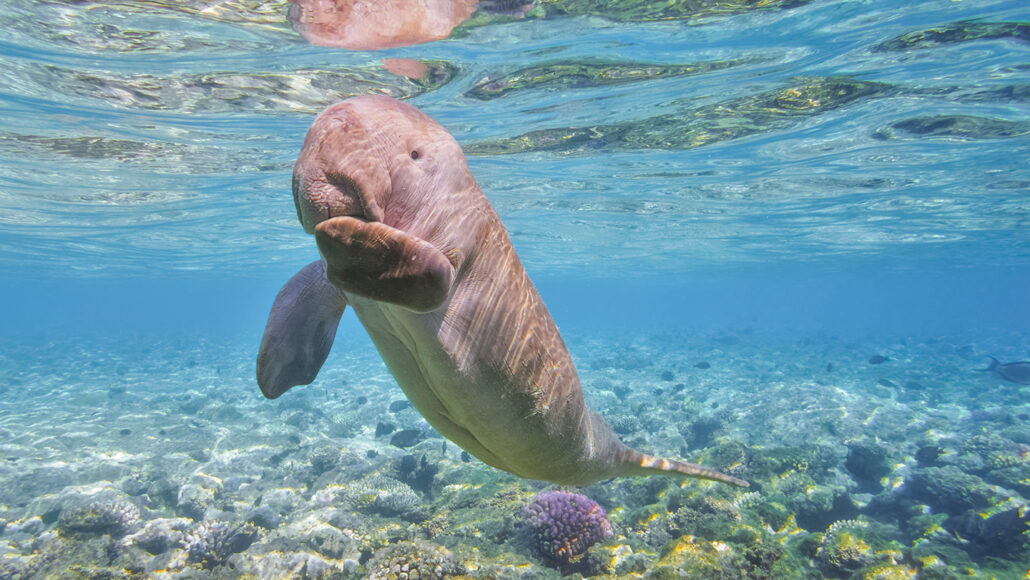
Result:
[617, 448, 750, 487]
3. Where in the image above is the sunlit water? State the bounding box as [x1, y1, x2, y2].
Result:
[1, 0, 1029, 578]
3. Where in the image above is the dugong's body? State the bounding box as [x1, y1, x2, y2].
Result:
[257, 95, 747, 487]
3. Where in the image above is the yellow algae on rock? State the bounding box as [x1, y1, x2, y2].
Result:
[816, 531, 873, 576]
[652, 535, 736, 578]
[862, 562, 918, 580]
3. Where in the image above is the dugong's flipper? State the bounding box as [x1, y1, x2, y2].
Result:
[257, 260, 348, 399]
[315, 216, 455, 313]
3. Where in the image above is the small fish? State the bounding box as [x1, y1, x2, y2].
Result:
[390, 429, 423, 448]
[983, 357, 1030, 385]
[868, 355, 889, 365]
[694, 361, 711, 369]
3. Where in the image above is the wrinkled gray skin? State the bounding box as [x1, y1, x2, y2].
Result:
[257, 95, 747, 487]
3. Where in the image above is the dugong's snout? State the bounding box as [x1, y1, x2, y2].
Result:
[292, 104, 390, 233]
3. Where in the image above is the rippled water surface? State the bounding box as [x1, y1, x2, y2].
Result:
[1, 0, 1027, 277]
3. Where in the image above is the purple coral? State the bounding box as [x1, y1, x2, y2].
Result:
[523, 490, 613, 569]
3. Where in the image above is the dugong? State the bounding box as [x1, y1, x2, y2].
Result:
[257, 95, 748, 487]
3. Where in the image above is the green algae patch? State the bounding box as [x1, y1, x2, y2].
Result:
[875, 21, 1030, 51]
[466, 58, 756, 100]
[466, 76, 893, 155]
[539, 0, 812, 22]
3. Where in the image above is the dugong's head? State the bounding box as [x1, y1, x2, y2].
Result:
[293, 95, 473, 235]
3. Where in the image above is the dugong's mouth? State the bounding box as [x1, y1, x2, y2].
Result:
[323, 172, 373, 222]
[294, 169, 380, 233]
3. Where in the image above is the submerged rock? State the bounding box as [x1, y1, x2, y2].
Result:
[176, 483, 218, 521]
[958, 506, 1030, 561]
[651, 535, 739, 578]
[255, 511, 359, 561]
[816, 528, 873, 577]
[366, 540, 462, 580]
[844, 442, 892, 492]
[915, 446, 944, 467]
[309, 446, 342, 475]
[231, 550, 359, 579]
[904, 466, 996, 515]
[184, 520, 260, 569]
[126, 517, 193, 555]
[58, 500, 141, 537]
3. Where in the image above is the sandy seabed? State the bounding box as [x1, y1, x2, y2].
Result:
[1, 327, 1027, 578]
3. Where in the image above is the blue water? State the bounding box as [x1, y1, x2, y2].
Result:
[1, 0, 1028, 340]
[1, 0, 1029, 577]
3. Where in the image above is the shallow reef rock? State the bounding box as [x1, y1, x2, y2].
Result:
[57, 499, 141, 537]
[184, 520, 261, 569]
[903, 466, 997, 515]
[231, 550, 359, 579]
[366, 540, 463, 580]
[254, 510, 360, 561]
[125, 517, 193, 555]
[650, 535, 739, 578]
[816, 529, 874, 576]
[4, 333, 1030, 578]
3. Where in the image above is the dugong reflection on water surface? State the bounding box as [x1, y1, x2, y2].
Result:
[257, 95, 748, 487]
[287, 0, 479, 50]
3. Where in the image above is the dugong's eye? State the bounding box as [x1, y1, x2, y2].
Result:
[410, 150, 420, 160]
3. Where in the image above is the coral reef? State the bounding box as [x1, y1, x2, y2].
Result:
[523, 490, 613, 572]
[366, 540, 462, 580]
[57, 499, 141, 536]
[184, 520, 261, 569]
[327, 475, 428, 522]
[816, 528, 874, 576]
[4, 328, 1030, 578]
[126, 517, 193, 555]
